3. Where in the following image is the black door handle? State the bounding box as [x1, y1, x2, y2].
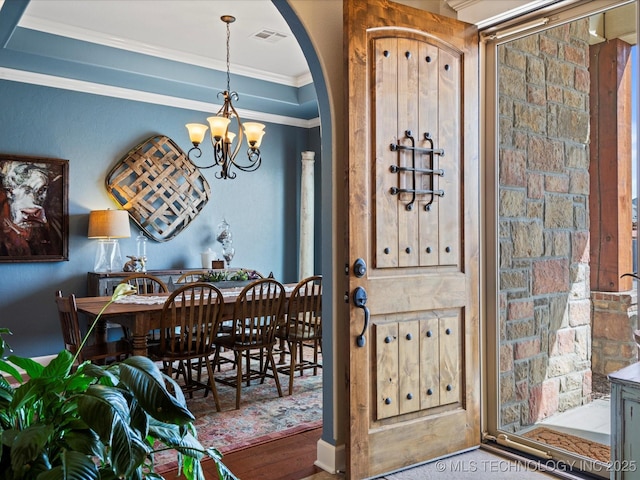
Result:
[353, 286, 369, 347]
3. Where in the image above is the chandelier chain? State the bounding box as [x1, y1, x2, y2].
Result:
[226, 20, 231, 93]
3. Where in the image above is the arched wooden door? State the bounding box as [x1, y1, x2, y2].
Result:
[345, 0, 480, 477]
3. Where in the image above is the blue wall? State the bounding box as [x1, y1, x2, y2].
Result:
[0, 79, 320, 358]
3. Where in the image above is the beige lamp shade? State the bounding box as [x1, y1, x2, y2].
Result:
[88, 209, 131, 238]
[185, 123, 208, 145]
[207, 115, 231, 140]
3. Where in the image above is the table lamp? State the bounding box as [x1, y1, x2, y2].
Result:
[88, 209, 131, 272]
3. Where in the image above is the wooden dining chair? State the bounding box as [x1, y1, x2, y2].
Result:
[119, 272, 168, 294]
[276, 275, 322, 395]
[55, 291, 131, 364]
[147, 282, 224, 411]
[118, 272, 169, 341]
[176, 270, 208, 284]
[213, 278, 286, 409]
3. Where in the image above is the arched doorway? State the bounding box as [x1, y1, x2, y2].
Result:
[273, 0, 338, 469]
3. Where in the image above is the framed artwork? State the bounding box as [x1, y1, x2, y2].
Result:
[0, 154, 69, 262]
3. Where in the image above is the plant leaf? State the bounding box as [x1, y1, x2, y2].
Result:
[128, 399, 150, 438]
[63, 429, 103, 458]
[110, 414, 150, 477]
[76, 385, 130, 442]
[64, 372, 97, 393]
[37, 450, 99, 480]
[214, 457, 239, 480]
[10, 377, 44, 412]
[7, 355, 44, 380]
[0, 359, 22, 384]
[148, 421, 204, 459]
[79, 362, 119, 386]
[40, 350, 74, 378]
[76, 385, 150, 477]
[0, 380, 14, 407]
[0, 328, 12, 359]
[9, 424, 52, 474]
[118, 357, 195, 424]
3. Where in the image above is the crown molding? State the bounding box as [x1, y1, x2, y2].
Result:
[445, 0, 561, 28]
[444, 0, 481, 11]
[0, 67, 319, 129]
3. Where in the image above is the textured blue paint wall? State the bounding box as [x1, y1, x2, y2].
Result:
[0, 79, 319, 358]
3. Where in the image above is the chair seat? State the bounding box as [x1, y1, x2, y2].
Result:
[216, 335, 274, 350]
[277, 324, 319, 342]
[148, 342, 214, 361]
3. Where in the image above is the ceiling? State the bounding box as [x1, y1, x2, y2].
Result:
[13, 0, 561, 90]
[0, 0, 635, 125]
[18, 0, 312, 87]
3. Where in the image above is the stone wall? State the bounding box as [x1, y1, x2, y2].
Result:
[498, 19, 592, 432]
[591, 290, 638, 375]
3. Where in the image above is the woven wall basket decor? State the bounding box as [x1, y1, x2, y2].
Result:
[106, 135, 211, 242]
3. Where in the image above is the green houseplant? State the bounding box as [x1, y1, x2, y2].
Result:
[199, 269, 261, 283]
[0, 284, 237, 480]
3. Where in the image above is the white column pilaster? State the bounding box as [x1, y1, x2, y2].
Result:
[299, 151, 316, 280]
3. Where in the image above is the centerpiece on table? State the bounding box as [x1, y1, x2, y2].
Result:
[0, 284, 236, 480]
[199, 269, 262, 289]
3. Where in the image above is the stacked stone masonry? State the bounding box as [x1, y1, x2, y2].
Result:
[498, 20, 592, 432]
[591, 290, 638, 375]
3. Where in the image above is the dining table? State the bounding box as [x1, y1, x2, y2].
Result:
[75, 283, 300, 357]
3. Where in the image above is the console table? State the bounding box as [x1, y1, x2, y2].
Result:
[87, 268, 252, 296]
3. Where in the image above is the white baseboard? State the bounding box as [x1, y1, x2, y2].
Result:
[315, 438, 345, 474]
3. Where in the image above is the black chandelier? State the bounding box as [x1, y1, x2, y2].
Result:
[186, 15, 266, 180]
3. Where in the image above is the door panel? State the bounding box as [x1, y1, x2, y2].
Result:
[346, 0, 480, 477]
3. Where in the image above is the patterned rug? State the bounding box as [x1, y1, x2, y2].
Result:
[154, 353, 323, 473]
[522, 427, 610, 463]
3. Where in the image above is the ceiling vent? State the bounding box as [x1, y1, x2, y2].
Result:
[251, 29, 288, 43]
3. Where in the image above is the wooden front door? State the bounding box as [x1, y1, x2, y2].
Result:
[345, 0, 480, 477]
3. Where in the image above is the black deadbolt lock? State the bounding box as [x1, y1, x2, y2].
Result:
[353, 258, 367, 278]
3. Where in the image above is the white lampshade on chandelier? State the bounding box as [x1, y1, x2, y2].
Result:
[186, 15, 266, 180]
[88, 209, 131, 272]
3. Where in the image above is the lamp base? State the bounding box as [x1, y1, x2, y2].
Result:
[94, 239, 123, 273]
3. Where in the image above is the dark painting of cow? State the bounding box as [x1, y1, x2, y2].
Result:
[0, 155, 68, 262]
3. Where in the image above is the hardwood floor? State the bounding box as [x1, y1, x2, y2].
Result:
[165, 427, 324, 479]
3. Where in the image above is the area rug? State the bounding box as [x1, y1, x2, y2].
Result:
[522, 427, 610, 463]
[154, 353, 323, 473]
